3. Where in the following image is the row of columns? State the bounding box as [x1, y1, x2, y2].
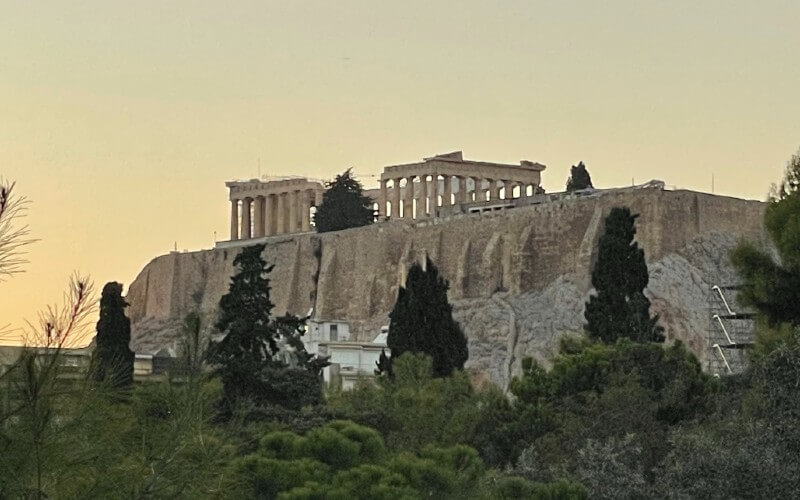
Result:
[378, 174, 538, 220]
[230, 189, 322, 240]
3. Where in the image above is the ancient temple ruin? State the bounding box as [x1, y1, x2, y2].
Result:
[225, 151, 546, 242]
[227, 177, 325, 240]
[377, 151, 545, 220]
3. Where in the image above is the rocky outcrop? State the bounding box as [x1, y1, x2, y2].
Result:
[127, 188, 766, 389]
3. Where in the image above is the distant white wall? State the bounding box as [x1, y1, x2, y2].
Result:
[319, 341, 389, 389]
[304, 320, 351, 354]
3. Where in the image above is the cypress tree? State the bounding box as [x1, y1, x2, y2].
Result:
[314, 169, 375, 233]
[207, 244, 325, 408]
[566, 162, 594, 192]
[374, 349, 392, 376]
[387, 258, 468, 377]
[584, 207, 664, 343]
[93, 281, 134, 387]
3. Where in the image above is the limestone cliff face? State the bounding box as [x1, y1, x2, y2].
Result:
[127, 189, 766, 389]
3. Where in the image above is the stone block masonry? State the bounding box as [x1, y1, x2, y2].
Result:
[127, 187, 766, 389]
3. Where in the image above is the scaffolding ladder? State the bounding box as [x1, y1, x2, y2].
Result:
[707, 285, 755, 376]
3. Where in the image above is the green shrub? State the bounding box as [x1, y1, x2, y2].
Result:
[224, 455, 329, 499]
[259, 431, 304, 459]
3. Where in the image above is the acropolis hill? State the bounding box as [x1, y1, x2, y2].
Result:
[126, 152, 766, 389]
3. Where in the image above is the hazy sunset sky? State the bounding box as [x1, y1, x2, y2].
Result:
[1, 1, 799, 339]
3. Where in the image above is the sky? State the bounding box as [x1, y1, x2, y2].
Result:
[1, 0, 799, 341]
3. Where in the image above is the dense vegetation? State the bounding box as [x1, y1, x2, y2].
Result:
[2, 150, 800, 498]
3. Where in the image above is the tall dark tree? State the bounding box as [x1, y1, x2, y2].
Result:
[209, 244, 277, 372]
[732, 148, 800, 329]
[314, 169, 375, 233]
[387, 258, 468, 377]
[584, 207, 664, 343]
[374, 349, 392, 376]
[207, 244, 325, 409]
[93, 281, 134, 386]
[566, 162, 594, 192]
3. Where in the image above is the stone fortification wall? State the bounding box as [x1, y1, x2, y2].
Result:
[127, 189, 766, 389]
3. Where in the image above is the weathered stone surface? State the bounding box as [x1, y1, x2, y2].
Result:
[127, 189, 766, 388]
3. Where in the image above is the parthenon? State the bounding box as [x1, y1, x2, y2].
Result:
[377, 151, 545, 220]
[226, 151, 546, 241]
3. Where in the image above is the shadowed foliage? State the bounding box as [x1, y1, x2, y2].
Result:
[314, 169, 375, 233]
[585, 207, 664, 343]
[387, 258, 468, 377]
[93, 281, 134, 387]
[207, 244, 325, 411]
[566, 162, 594, 192]
[732, 148, 800, 329]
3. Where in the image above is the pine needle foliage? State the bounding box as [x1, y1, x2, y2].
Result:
[584, 207, 664, 343]
[733, 148, 800, 329]
[210, 244, 277, 368]
[0, 178, 36, 282]
[387, 258, 468, 377]
[208, 244, 281, 405]
[313, 169, 374, 233]
[207, 244, 324, 409]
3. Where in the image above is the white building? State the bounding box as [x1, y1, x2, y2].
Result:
[314, 326, 390, 390]
[303, 319, 351, 355]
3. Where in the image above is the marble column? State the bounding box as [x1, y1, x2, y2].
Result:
[480, 179, 490, 201]
[392, 178, 402, 218]
[403, 176, 415, 218]
[490, 180, 501, 200]
[431, 174, 439, 215]
[301, 190, 311, 232]
[230, 200, 239, 240]
[265, 194, 275, 236]
[379, 179, 387, 219]
[276, 193, 286, 234]
[254, 197, 265, 237]
[500, 180, 509, 199]
[443, 175, 452, 206]
[458, 176, 468, 204]
[288, 190, 298, 233]
[419, 175, 429, 217]
[241, 198, 252, 239]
